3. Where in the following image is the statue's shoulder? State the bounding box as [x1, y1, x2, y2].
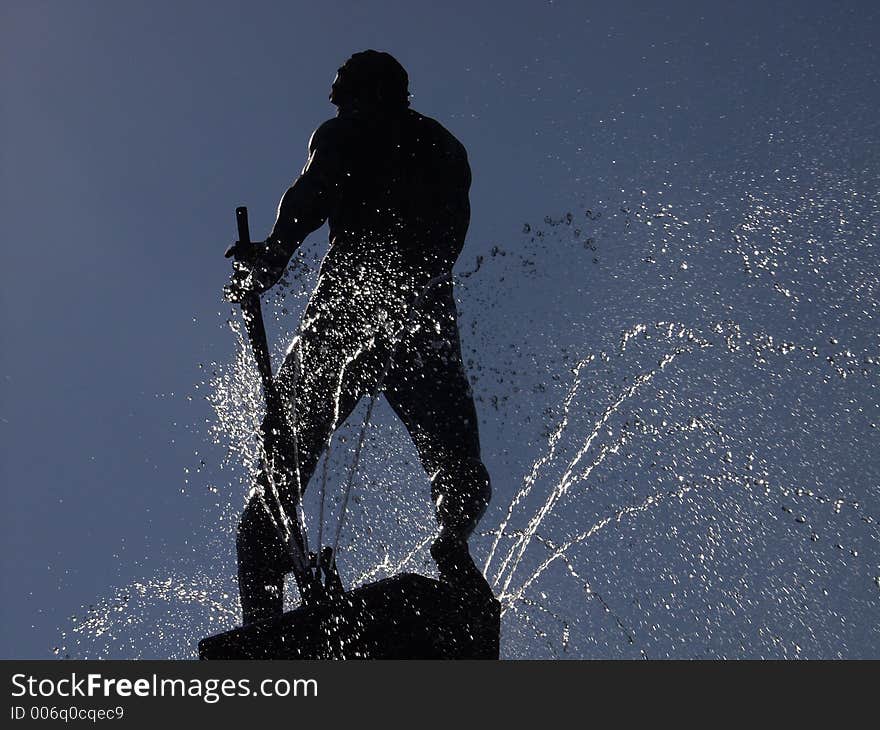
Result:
[307, 116, 359, 152]
[408, 109, 467, 164]
[407, 109, 452, 136]
[407, 109, 467, 156]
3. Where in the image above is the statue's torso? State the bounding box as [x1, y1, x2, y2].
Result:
[319, 108, 471, 281]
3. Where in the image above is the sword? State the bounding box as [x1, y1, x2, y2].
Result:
[231, 206, 323, 605]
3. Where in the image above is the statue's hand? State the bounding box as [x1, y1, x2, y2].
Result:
[223, 239, 288, 302]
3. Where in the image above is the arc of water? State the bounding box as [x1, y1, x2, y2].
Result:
[499, 425, 630, 589]
[490, 322, 707, 586]
[501, 480, 700, 611]
[535, 533, 639, 648]
[495, 347, 690, 594]
[285, 343, 309, 559]
[315, 341, 369, 572]
[354, 532, 436, 586]
[484, 355, 594, 576]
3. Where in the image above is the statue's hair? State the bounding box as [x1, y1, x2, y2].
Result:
[330, 50, 410, 109]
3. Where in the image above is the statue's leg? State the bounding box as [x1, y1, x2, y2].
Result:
[384, 281, 493, 596]
[236, 310, 366, 623]
[236, 479, 292, 624]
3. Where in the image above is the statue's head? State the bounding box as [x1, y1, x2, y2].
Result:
[330, 50, 410, 112]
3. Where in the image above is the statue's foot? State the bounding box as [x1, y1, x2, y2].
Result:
[430, 533, 495, 604]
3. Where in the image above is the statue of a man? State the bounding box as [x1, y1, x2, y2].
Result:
[225, 50, 492, 624]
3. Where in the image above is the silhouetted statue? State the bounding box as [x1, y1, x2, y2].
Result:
[225, 50, 493, 625]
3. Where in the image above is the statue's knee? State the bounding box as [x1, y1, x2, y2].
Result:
[431, 458, 491, 537]
[236, 495, 273, 553]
